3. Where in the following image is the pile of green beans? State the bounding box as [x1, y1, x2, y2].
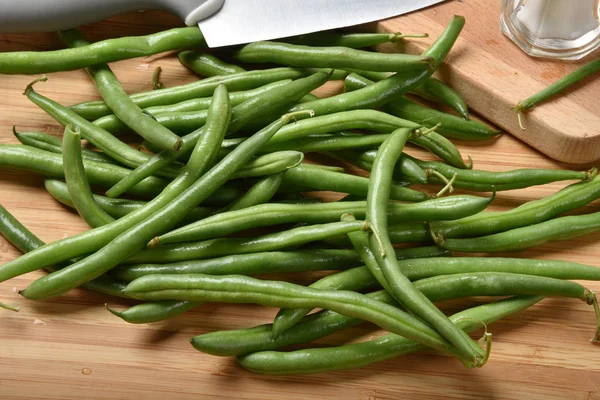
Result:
[1, 14, 599, 376]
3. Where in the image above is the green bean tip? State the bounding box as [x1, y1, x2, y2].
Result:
[147, 236, 160, 248]
[0, 301, 20, 312]
[586, 291, 600, 342]
[421, 56, 437, 71]
[23, 75, 48, 95]
[173, 138, 184, 152]
[105, 304, 123, 318]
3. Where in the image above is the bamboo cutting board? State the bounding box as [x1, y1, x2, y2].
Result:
[372, 0, 600, 164]
[1, 5, 600, 400]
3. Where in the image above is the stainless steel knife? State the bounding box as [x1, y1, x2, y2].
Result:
[0, 0, 443, 47]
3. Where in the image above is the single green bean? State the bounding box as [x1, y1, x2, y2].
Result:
[0, 27, 206, 75]
[123, 273, 470, 361]
[44, 179, 215, 225]
[322, 221, 433, 247]
[431, 174, 600, 239]
[108, 300, 199, 324]
[366, 127, 485, 367]
[233, 41, 432, 73]
[157, 194, 491, 245]
[0, 86, 231, 287]
[515, 58, 600, 128]
[134, 220, 365, 264]
[439, 211, 600, 253]
[220, 173, 283, 212]
[344, 73, 499, 141]
[280, 31, 425, 48]
[179, 51, 246, 76]
[59, 29, 182, 152]
[24, 77, 182, 178]
[62, 125, 114, 228]
[13, 129, 118, 165]
[70, 67, 308, 120]
[235, 296, 541, 374]
[261, 133, 390, 153]
[230, 151, 304, 180]
[114, 246, 448, 283]
[282, 163, 429, 202]
[0, 204, 129, 299]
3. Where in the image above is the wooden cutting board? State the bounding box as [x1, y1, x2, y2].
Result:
[1, 5, 600, 400]
[370, 0, 600, 164]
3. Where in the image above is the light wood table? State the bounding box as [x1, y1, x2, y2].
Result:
[1, 8, 599, 400]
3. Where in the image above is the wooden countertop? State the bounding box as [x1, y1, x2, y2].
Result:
[1, 6, 600, 400]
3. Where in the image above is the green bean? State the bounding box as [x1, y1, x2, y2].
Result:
[13, 129, 118, 165]
[432, 174, 600, 239]
[234, 41, 432, 73]
[407, 154, 596, 191]
[0, 86, 231, 287]
[412, 77, 470, 120]
[152, 66, 164, 90]
[114, 246, 447, 283]
[282, 163, 428, 202]
[438, 211, 600, 253]
[366, 127, 485, 367]
[62, 125, 114, 228]
[179, 51, 246, 76]
[261, 133, 390, 153]
[331, 150, 427, 184]
[220, 173, 283, 213]
[108, 300, 199, 324]
[20, 112, 316, 300]
[344, 73, 499, 141]
[44, 179, 215, 225]
[133, 220, 364, 264]
[70, 67, 308, 120]
[281, 31, 426, 48]
[123, 273, 470, 361]
[0, 27, 206, 75]
[59, 29, 182, 152]
[236, 296, 541, 374]
[24, 77, 182, 178]
[106, 72, 329, 198]
[156, 194, 491, 245]
[515, 58, 600, 129]
[231, 151, 304, 179]
[347, 70, 469, 119]
[0, 204, 129, 299]
[286, 16, 465, 119]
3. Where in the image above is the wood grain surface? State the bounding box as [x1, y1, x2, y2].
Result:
[1, 5, 600, 400]
[372, 1, 600, 164]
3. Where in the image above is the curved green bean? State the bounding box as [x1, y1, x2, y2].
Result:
[62, 125, 114, 228]
[0, 27, 206, 75]
[365, 127, 485, 366]
[179, 51, 246, 76]
[123, 273, 471, 361]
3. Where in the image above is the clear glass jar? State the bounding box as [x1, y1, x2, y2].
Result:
[500, 0, 600, 60]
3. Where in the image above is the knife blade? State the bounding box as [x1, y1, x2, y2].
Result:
[199, 0, 444, 47]
[0, 0, 442, 48]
